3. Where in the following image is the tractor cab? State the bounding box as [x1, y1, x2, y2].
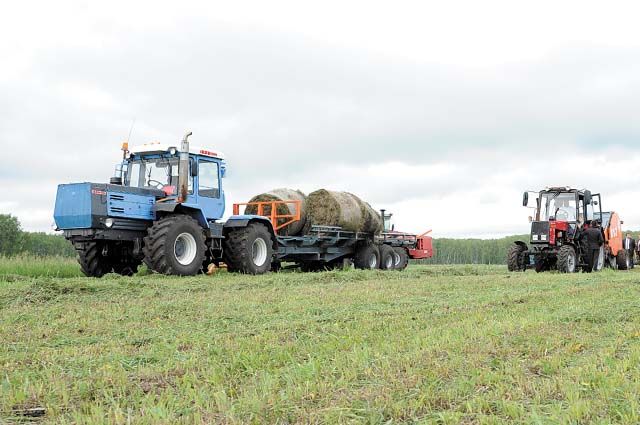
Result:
[117, 141, 228, 222]
[524, 187, 601, 245]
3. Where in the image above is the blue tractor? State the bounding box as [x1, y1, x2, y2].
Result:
[54, 132, 277, 277]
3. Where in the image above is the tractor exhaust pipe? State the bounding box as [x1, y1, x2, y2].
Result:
[177, 131, 192, 203]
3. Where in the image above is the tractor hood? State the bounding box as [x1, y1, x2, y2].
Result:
[54, 183, 164, 230]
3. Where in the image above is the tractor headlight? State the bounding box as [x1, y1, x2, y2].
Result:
[541, 234, 547, 241]
[104, 218, 114, 228]
[169, 147, 177, 155]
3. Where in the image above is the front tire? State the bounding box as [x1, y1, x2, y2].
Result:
[557, 245, 577, 273]
[507, 243, 527, 272]
[224, 223, 274, 274]
[143, 215, 206, 276]
[74, 241, 112, 278]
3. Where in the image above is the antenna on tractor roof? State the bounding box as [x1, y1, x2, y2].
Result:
[127, 118, 136, 144]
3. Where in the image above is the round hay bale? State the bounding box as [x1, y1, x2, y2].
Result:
[306, 190, 382, 234]
[245, 188, 307, 235]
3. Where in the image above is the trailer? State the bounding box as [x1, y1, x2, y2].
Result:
[232, 200, 433, 272]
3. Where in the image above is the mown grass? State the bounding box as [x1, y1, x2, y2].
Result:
[1, 264, 640, 423]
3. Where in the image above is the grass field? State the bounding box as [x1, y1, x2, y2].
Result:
[2, 260, 640, 424]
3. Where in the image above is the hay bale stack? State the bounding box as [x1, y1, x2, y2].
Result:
[305, 189, 382, 234]
[245, 188, 307, 235]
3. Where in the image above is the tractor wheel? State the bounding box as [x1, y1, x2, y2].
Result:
[507, 243, 527, 272]
[143, 215, 206, 276]
[616, 249, 630, 270]
[74, 241, 112, 278]
[393, 247, 409, 271]
[354, 245, 380, 270]
[223, 223, 274, 274]
[379, 245, 395, 270]
[557, 245, 578, 273]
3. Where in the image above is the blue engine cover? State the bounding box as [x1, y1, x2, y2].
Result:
[54, 183, 93, 229]
[54, 183, 159, 230]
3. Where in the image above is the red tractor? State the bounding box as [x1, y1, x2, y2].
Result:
[508, 187, 628, 273]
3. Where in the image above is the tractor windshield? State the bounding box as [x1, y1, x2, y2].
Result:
[540, 192, 577, 222]
[126, 157, 192, 194]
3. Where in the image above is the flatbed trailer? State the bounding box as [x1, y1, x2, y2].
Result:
[232, 200, 433, 272]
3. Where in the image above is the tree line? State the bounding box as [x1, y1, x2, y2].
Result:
[0, 214, 75, 257]
[419, 235, 529, 265]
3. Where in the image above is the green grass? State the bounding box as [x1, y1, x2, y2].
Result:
[2, 264, 640, 423]
[0, 255, 82, 279]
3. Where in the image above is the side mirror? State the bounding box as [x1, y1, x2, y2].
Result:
[522, 192, 529, 207]
[190, 158, 198, 177]
[584, 190, 592, 205]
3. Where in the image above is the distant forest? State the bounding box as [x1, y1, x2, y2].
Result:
[419, 235, 528, 265]
[0, 214, 75, 257]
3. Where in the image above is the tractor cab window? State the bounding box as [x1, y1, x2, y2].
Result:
[541, 192, 577, 222]
[198, 160, 220, 198]
[126, 157, 192, 194]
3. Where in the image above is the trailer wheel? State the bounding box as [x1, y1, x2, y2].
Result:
[393, 247, 409, 271]
[507, 243, 527, 272]
[143, 215, 206, 276]
[379, 245, 395, 270]
[616, 249, 630, 270]
[354, 245, 380, 270]
[74, 241, 112, 278]
[224, 222, 274, 275]
[557, 245, 577, 273]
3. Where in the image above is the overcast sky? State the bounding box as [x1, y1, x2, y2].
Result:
[2, 0, 640, 238]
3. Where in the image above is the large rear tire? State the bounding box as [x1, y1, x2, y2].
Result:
[507, 243, 527, 272]
[617, 249, 630, 270]
[557, 245, 577, 273]
[143, 215, 206, 276]
[393, 247, 409, 271]
[379, 245, 395, 270]
[74, 241, 112, 278]
[224, 223, 274, 274]
[354, 245, 380, 270]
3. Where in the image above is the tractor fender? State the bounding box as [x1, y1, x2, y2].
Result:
[154, 203, 208, 228]
[224, 215, 277, 247]
[513, 241, 528, 250]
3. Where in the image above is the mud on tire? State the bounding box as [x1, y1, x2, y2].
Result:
[143, 215, 206, 276]
[223, 222, 274, 275]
